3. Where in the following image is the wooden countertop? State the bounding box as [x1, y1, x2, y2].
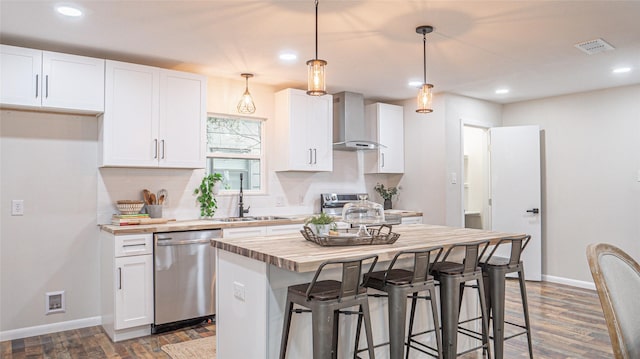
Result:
[100, 210, 424, 235]
[212, 224, 524, 273]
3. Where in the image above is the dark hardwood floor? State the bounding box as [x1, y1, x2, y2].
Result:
[1, 280, 612, 358]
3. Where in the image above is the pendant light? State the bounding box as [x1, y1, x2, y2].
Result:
[237, 73, 256, 114]
[416, 25, 434, 113]
[307, 0, 327, 96]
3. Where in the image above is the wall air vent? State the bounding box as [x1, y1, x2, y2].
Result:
[574, 38, 615, 55]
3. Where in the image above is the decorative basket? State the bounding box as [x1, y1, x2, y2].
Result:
[115, 200, 145, 215]
[301, 224, 400, 246]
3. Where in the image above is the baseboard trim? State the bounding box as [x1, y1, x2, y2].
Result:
[543, 274, 595, 290]
[0, 316, 101, 342]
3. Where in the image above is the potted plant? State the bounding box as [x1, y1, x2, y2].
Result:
[194, 173, 223, 218]
[374, 183, 399, 210]
[305, 212, 337, 236]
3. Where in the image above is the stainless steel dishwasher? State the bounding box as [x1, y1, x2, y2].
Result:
[152, 229, 221, 333]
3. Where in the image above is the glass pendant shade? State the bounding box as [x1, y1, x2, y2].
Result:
[307, 59, 327, 96]
[416, 83, 434, 113]
[237, 73, 256, 114]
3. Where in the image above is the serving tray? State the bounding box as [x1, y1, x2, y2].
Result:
[301, 224, 400, 246]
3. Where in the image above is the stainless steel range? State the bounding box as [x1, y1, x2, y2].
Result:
[320, 193, 401, 225]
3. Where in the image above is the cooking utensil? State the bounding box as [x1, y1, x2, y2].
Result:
[143, 189, 152, 205]
[157, 189, 168, 205]
[149, 193, 157, 205]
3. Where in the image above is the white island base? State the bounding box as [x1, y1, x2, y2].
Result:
[216, 250, 481, 359]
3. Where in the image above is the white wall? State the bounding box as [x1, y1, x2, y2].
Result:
[502, 84, 640, 283]
[1, 110, 99, 334]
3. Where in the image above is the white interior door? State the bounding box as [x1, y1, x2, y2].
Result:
[490, 125, 542, 281]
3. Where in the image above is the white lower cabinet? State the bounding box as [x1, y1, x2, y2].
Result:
[401, 216, 423, 225]
[101, 232, 153, 342]
[266, 223, 304, 235]
[223, 226, 267, 238]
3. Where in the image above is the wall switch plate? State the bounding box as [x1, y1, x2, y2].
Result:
[11, 200, 24, 216]
[233, 281, 245, 301]
[275, 196, 285, 207]
[450, 172, 458, 184]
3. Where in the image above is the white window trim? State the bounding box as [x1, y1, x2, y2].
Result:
[207, 113, 267, 196]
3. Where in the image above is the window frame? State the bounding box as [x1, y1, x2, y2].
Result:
[206, 113, 267, 196]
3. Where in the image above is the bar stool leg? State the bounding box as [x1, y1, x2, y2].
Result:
[312, 304, 336, 359]
[361, 301, 376, 359]
[280, 297, 294, 359]
[353, 308, 364, 359]
[488, 270, 507, 359]
[406, 293, 419, 359]
[388, 286, 408, 359]
[477, 276, 492, 359]
[428, 287, 443, 359]
[439, 275, 461, 359]
[518, 269, 534, 359]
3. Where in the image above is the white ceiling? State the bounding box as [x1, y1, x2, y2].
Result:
[1, 1, 639, 104]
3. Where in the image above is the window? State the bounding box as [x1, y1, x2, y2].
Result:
[206, 114, 265, 193]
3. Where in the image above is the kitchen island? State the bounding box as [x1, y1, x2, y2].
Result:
[211, 223, 524, 359]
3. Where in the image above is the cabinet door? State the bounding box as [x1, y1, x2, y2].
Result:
[266, 224, 304, 235]
[378, 104, 404, 173]
[288, 90, 314, 170]
[308, 94, 333, 171]
[41, 51, 105, 112]
[114, 255, 153, 329]
[159, 69, 206, 168]
[0, 45, 41, 107]
[101, 60, 159, 167]
[223, 226, 267, 238]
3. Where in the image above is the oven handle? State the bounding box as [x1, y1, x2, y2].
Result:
[156, 238, 213, 246]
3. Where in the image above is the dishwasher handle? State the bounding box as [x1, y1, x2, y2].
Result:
[156, 238, 213, 246]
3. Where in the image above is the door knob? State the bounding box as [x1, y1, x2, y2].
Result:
[526, 208, 539, 214]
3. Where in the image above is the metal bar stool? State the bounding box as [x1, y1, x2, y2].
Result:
[480, 235, 533, 359]
[354, 247, 444, 359]
[429, 240, 491, 359]
[280, 254, 379, 359]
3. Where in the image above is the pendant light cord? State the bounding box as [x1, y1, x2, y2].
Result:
[422, 31, 427, 84]
[315, 0, 319, 60]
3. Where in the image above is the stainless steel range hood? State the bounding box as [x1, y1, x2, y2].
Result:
[332, 91, 383, 151]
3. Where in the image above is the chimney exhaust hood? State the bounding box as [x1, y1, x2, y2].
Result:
[332, 91, 383, 151]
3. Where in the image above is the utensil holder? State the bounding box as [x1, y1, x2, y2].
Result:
[146, 205, 163, 218]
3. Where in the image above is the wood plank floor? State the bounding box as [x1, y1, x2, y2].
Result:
[0, 280, 612, 358]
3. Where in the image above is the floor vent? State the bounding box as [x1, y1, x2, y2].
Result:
[574, 38, 614, 55]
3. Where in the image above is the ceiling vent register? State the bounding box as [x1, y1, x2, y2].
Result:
[574, 38, 615, 55]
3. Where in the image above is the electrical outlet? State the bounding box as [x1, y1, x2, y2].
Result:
[233, 282, 245, 301]
[275, 196, 285, 207]
[11, 200, 24, 216]
[45, 291, 65, 314]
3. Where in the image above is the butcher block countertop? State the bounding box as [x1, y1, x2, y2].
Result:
[100, 210, 424, 235]
[211, 224, 525, 273]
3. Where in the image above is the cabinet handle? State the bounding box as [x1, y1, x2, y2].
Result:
[35, 74, 39, 98]
[161, 140, 165, 159]
[45, 75, 49, 98]
[313, 148, 317, 164]
[381, 153, 385, 168]
[154, 139, 158, 159]
[118, 267, 122, 290]
[308, 149, 313, 164]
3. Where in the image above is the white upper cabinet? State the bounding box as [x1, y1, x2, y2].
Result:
[0, 45, 104, 113]
[100, 60, 206, 168]
[364, 103, 404, 174]
[273, 88, 333, 171]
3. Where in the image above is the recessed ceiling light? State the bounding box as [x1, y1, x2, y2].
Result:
[56, 5, 83, 17]
[279, 52, 297, 61]
[612, 67, 631, 74]
[495, 88, 510, 94]
[408, 81, 422, 88]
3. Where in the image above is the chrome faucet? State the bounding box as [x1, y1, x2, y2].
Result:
[238, 173, 250, 217]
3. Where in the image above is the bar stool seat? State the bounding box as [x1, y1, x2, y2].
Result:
[430, 240, 492, 359]
[355, 247, 443, 359]
[280, 254, 378, 359]
[480, 235, 534, 359]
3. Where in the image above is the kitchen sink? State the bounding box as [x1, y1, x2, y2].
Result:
[218, 216, 289, 222]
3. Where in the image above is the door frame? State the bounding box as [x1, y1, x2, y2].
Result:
[459, 118, 492, 229]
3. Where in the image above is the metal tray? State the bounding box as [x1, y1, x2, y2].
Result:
[301, 224, 400, 246]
